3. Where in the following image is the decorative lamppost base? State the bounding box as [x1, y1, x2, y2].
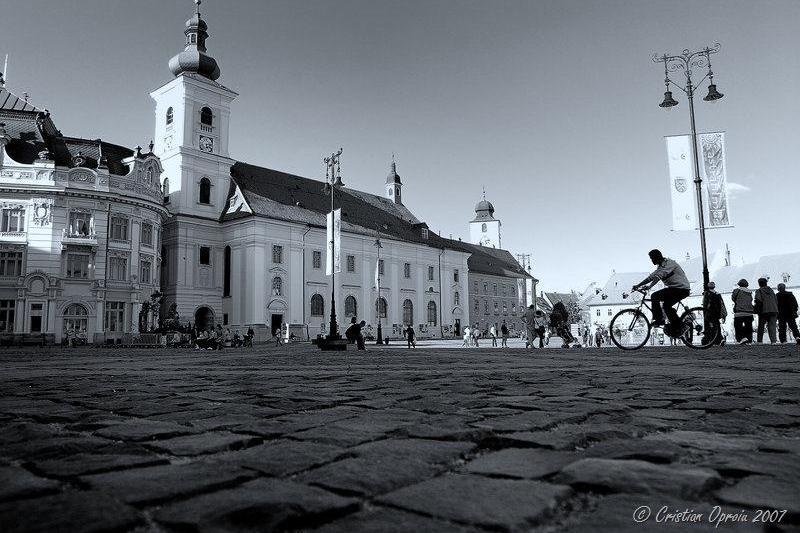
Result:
[318, 335, 348, 351]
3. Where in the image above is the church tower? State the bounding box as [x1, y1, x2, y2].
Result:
[386, 156, 402, 204]
[150, 0, 238, 328]
[469, 191, 501, 248]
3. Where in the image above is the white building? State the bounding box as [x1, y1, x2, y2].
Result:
[151, 5, 529, 339]
[0, 87, 166, 344]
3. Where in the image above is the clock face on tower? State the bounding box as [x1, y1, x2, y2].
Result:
[199, 136, 214, 153]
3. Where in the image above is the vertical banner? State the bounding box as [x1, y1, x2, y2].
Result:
[374, 258, 380, 289]
[699, 132, 732, 228]
[325, 208, 341, 275]
[666, 135, 697, 231]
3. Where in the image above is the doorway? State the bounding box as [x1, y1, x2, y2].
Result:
[195, 307, 214, 332]
[271, 314, 283, 337]
[454, 319, 461, 336]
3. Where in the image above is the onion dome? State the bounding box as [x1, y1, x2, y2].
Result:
[168, 0, 221, 81]
[475, 199, 494, 214]
[386, 159, 402, 184]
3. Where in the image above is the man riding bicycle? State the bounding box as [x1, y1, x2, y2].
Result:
[632, 249, 691, 335]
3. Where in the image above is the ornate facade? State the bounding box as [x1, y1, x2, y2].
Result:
[0, 89, 166, 344]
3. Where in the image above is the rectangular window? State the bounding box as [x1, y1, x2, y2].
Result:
[346, 255, 355, 273]
[223, 313, 229, 325]
[199, 246, 211, 265]
[1, 209, 25, 232]
[110, 216, 129, 241]
[378, 259, 385, 276]
[140, 223, 153, 246]
[0, 251, 23, 277]
[66, 253, 90, 279]
[428, 266, 434, 281]
[404, 263, 411, 279]
[454, 269, 459, 283]
[312, 250, 322, 269]
[108, 256, 127, 281]
[68, 211, 93, 237]
[140, 260, 152, 285]
[104, 301, 125, 332]
[0, 300, 15, 333]
[272, 245, 283, 264]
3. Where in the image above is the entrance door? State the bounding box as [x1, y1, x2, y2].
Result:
[271, 314, 283, 337]
[454, 319, 460, 336]
[194, 307, 214, 332]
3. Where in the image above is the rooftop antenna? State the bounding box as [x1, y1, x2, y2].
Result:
[1, 55, 7, 87]
[482, 186, 486, 201]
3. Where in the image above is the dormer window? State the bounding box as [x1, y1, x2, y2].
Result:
[421, 228, 429, 239]
[200, 107, 213, 126]
[166, 107, 174, 125]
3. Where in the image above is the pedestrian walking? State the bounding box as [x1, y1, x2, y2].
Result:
[776, 283, 800, 344]
[549, 301, 575, 348]
[523, 305, 537, 349]
[594, 326, 603, 347]
[462, 325, 471, 347]
[490, 324, 498, 347]
[754, 278, 779, 344]
[703, 281, 727, 345]
[472, 324, 480, 348]
[500, 321, 509, 347]
[534, 310, 547, 349]
[732, 279, 754, 344]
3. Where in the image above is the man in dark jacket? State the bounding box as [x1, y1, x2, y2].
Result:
[776, 283, 800, 344]
[550, 301, 575, 348]
[703, 281, 727, 345]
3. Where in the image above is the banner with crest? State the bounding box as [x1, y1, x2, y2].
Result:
[665, 135, 697, 231]
[699, 132, 732, 228]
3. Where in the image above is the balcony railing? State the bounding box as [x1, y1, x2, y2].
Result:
[199, 124, 213, 134]
[62, 228, 98, 246]
[0, 231, 26, 243]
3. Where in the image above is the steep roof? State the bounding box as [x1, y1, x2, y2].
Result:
[0, 87, 135, 176]
[585, 271, 650, 306]
[227, 161, 530, 279]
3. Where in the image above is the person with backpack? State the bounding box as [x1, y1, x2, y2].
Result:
[732, 279, 754, 344]
[776, 283, 800, 344]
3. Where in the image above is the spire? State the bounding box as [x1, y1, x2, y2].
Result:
[168, 0, 221, 80]
[386, 154, 401, 184]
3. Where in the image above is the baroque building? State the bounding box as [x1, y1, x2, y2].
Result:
[0, 87, 166, 344]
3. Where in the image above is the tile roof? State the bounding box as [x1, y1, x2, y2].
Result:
[227, 161, 530, 279]
[585, 271, 650, 307]
[0, 86, 40, 112]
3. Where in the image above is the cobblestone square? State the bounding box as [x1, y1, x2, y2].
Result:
[1, 343, 798, 532]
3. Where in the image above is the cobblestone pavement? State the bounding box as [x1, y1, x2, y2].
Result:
[1, 343, 799, 533]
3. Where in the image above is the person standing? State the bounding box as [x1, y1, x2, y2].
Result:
[732, 279, 754, 344]
[472, 324, 480, 348]
[703, 281, 727, 345]
[500, 321, 509, 348]
[534, 310, 548, 349]
[405, 324, 416, 348]
[776, 283, 800, 344]
[462, 325, 471, 347]
[490, 324, 498, 347]
[754, 278, 779, 344]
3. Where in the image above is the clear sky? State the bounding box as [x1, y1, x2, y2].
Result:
[1, 0, 798, 291]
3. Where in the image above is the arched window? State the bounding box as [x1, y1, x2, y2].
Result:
[272, 277, 283, 296]
[454, 291, 460, 306]
[375, 297, 387, 319]
[403, 299, 413, 325]
[63, 304, 88, 334]
[166, 107, 173, 125]
[199, 178, 211, 204]
[162, 177, 170, 203]
[311, 294, 324, 317]
[145, 167, 153, 185]
[345, 296, 357, 318]
[223, 246, 231, 296]
[200, 107, 213, 126]
[427, 301, 437, 326]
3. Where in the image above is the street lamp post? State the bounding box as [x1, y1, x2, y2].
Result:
[653, 43, 724, 295]
[321, 148, 346, 350]
[374, 238, 383, 345]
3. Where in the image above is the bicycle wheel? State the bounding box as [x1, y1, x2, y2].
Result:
[679, 306, 716, 349]
[609, 309, 651, 350]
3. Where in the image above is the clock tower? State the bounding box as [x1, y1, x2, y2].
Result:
[150, 0, 238, 326]
[150, 0, 237, 218]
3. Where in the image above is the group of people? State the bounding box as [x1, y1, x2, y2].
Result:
[725, 278, 799, 345]
[193, 324, 255, 350]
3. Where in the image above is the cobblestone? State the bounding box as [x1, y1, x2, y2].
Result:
[0, 343, 798, 532]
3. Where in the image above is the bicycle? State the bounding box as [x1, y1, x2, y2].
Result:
[608, 287, 717, 350]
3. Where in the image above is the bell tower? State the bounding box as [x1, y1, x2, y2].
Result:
[386, 156, 402, 204]
[150, 0, 237, 218]
[470, 190, 501, 248]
